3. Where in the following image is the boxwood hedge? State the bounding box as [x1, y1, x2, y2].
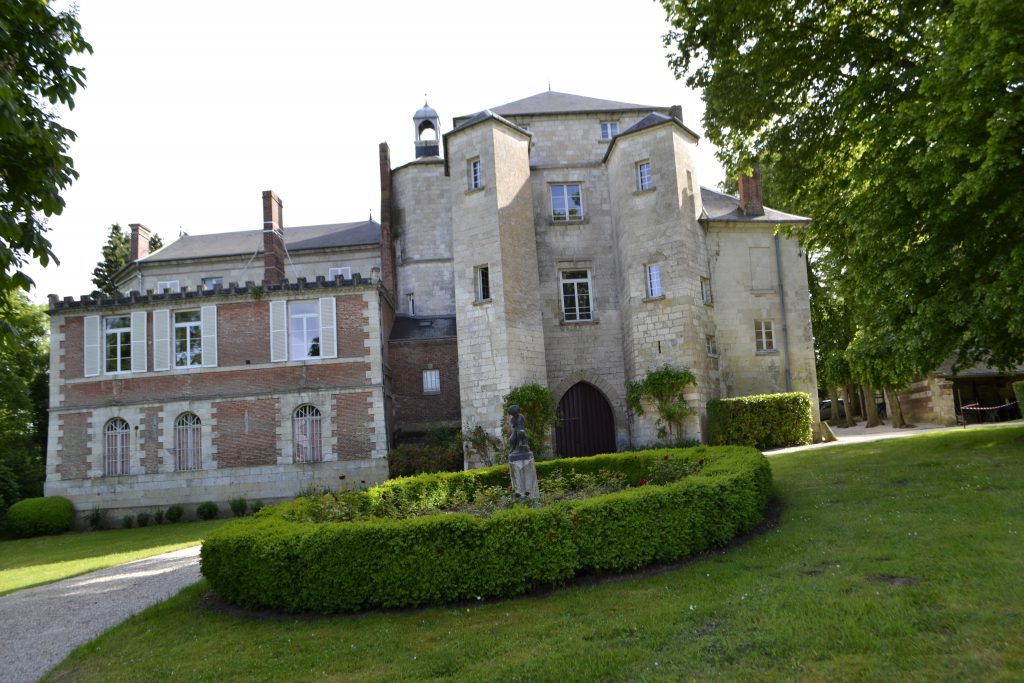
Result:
[707, 392, 814, 450]
[201, 446, 771, 613]
[7, 496, 75, 538]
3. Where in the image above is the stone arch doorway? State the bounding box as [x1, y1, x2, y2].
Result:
[555, 381, 616, 457]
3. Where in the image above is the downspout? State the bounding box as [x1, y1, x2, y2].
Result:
[774, 234, 792, 391]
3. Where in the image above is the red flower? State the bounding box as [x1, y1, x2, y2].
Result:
[662, 455, 669, 461]
[638, 479, 648, 487]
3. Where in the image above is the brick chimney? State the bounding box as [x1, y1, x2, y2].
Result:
[738, 167, 764, 217]
[262, 190, 286, 284]
[129, 223, 151, 261]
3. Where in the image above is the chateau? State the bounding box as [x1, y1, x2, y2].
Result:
[44, 91, 818, 517]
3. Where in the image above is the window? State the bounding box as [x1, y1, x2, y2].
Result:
[468, 158, 482, 190]
[550, 183, 583, 221]
[270, 299, 337, 362]
[104, 316, 132, 373]
[561, 270, 593, 322]
[328, 266, 351, 281]
[201, 277, 223, 291]
[104, 418, 131, 476]
[600, 121, 619, 140]
[755, 320, 776, 352]
[423, 369, 440, 394]
[706, 335, 718, 356]
[175, 413, 202, 471]
[637, 161, 652, 191]
[293, 405, 322, 463]
[156, 280, 180, 293]
[646, 264, 663, 298]
[701, 276, 713, 305]
[174, 310, 202, 367]
[475, 265, 491, 302]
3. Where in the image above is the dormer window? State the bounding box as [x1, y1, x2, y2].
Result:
[328, 267, 351, 281]
[156, 280, 180, 293]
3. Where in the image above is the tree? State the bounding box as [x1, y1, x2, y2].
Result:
[0, 2, 91, 316]
[661, 0, 1024, 372]
[502, 383, 559, 458]
[626, 365, 697, 442]
[91, 223, 163, 297]
[0, 291, 49, 516]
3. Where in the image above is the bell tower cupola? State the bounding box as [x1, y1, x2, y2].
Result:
[413, 98, 441, 158]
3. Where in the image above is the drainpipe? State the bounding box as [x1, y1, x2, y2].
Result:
[774, 234, 792, 391]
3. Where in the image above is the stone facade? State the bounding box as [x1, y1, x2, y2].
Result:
[389, 92, 819, 459]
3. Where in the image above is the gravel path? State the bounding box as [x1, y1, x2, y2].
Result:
[0, 546, 202, 683]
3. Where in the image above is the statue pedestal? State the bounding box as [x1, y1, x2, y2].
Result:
[508, 450, 538, 499]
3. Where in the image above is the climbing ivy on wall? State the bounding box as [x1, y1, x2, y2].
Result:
[502, 384, 559, 457]
[626, 365, 697, 440]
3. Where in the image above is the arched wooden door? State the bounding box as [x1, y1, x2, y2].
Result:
[555, 382, 616, 457]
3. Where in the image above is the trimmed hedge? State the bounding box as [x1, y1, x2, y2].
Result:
[7, 496, 75, 538]
[707, 392, 813, 450]
[201, 447, 772, 613]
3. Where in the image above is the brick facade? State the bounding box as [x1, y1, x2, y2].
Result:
[390, 338, 460, 432]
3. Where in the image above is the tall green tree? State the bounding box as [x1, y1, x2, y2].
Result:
[0, 291, 49, 514]
[0, 2, 91, 318]
[91, 223, 163, 297]
[661, 0, 1024, 372]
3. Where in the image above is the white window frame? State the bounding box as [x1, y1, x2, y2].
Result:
[550, 183, 583, 222]
[561, 269, 593, 322]
[328, 266, 352, 281]
[600, 121, 619, 140]
[475, 265, 491, 302]
[755, 320, 776, 352]
[104, 418, 131, 477]
[271, 298, 336, 362]
[289, 300, 322, 361]
[174, 413, 202, 471]
[422, 368, 441, 395]
[156, 280, 180, 293]
[637, 161, 652, 191]
[468, 157, 482, 190]
[201, 277, 223, 291]
[293, 405, 323, 463]
[173, 310, 203, 368]
[104, 315, 132, 374]
[701, 276, 714, 305]
[645, 264, 663, 298]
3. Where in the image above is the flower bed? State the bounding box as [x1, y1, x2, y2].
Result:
[200, 446, 771, 613]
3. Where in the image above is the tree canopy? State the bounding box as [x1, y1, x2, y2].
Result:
[92, 223, 163, 297]
[0, 1, 91, 302]
[661, 0, 1024, 372]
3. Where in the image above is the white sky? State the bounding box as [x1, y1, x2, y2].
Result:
[27, 0, 724, 302]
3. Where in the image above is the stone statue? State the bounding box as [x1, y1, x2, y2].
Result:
[506, 405, 538, 499]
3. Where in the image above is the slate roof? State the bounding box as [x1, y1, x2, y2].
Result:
[934, 357, 1024, 379]
[141, 220, 381, 263]
[390, 315, 458, 342]
[699, 187, 811, 224]
[452, 91, 662, 126]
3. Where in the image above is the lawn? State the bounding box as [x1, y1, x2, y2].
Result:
[0, 519, 228, 596]
[45, 426, 1024, 682]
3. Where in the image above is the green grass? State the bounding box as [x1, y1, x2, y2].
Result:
[0, 519, 228, 596]
[44, 426, 1024, 682]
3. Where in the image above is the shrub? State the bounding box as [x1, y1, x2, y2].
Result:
[202, 446, 771, 613]
[229, 497, 248, 517]
[165, 504, 184, 523]
[153, 508, 164, 524]
[7, 496, 75, 538]
[136, 512, 151, 527]
[707, 392, 813, 450]
[196, 501, 219, 520]
[626, 365, 697, 440]
[122, 514, 134, 529]
[88, 508, 106, 531]
[503, 384, 559, 457]
[1013, 381, 1024, 410]
[388, 444, 463, 478]
[251, 500, 264, 514]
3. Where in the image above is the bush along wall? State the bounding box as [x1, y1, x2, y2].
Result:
[201, 446, 772, 613]
[7, 496, 75, 538]
[707, 392, 814, 451]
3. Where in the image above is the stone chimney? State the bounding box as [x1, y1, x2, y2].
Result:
[262, 190, 286, 284]
[669, 104, 683, 122]
[738, 167, 764, 217]
[129, 223, 151, 261]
